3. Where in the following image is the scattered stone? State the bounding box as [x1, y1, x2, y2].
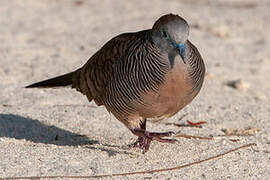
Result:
[190, 23, 200, 29]
[222, 127, 260, 136]
[205, 72, 215, 80]
[80, 45, 85, 51]
[255, 39, 265, 45]
[74, 0, 84, 6]
[226, 79, 250, 91]
[231, 2, 257, 9]
[215, 62, 221, 67]
[210, 25, 229, 38]
[2, 104, 11, 107]
[254, 94, 266, 101]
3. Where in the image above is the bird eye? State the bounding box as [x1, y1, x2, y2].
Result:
[162, 31, 169, 39]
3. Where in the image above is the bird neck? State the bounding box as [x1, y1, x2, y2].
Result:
[185, 41, 205, 94]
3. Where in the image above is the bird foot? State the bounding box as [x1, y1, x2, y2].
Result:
[131, 129, 176, 153]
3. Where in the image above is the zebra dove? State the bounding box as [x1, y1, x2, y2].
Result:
[26, 14, 205, 153]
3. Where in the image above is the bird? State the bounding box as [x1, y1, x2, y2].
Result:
[26, 14, 205, 153]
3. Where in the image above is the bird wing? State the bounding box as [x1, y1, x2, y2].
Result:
[74, 32, 143, 105]
[75, 30, 169, 109]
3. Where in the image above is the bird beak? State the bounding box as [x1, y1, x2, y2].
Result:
[172, 42, 186, 64]
[176, 43, 186, 64]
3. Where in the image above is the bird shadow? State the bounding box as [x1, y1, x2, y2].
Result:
[0, 114, 132, 156]
[0, 113, 98, 146]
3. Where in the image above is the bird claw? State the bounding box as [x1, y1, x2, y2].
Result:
[131, 129, 176, 153]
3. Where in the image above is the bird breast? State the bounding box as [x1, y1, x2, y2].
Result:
[135, 54, 197, 121]
[101, 38, 204, 124]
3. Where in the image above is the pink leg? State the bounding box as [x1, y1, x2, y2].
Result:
[131, 119, 176, 153]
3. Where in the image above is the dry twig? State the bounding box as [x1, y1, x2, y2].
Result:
[0, 143, 256, 180]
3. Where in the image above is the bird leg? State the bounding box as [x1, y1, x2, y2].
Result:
[131, 119, 176, 153]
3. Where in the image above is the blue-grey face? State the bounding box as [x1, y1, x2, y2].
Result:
[161, 30, 187, 62]
[152, 14, 190, 63]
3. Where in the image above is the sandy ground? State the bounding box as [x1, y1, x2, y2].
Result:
[0, 0, 270, 179]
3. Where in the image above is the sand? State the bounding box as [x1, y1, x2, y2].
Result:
[0, 0, 269, 179]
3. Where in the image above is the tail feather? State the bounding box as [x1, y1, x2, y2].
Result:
[26, 71, 75, 88]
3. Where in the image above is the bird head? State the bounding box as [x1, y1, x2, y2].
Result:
[152, 14, 189, 63]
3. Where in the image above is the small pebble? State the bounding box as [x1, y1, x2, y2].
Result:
[211, 25, 229, 38]
[80, 45, 85, 51]
[222, 127, 260, 136]
[226, 79, 250, 91]
[205, 72, 215, 80]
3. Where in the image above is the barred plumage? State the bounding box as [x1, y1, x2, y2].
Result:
[26, 13, 205, 153]
[186, 40, 205, 95]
